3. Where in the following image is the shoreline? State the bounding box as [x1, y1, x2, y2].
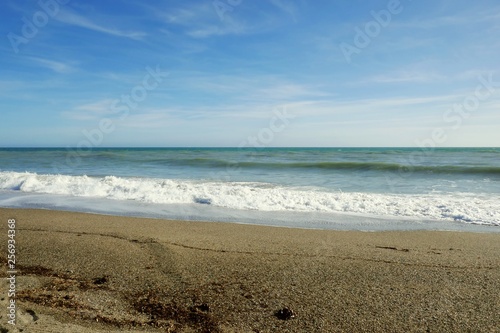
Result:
[1, 198, 499, 233]
[1, 208, 499, 332]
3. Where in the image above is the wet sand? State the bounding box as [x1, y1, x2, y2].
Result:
[1, 208, 499, 332]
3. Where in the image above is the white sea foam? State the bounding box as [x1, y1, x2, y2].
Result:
[0, 171, 499, 226]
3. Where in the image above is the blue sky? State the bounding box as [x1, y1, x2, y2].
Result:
[1, 0, 499, 147]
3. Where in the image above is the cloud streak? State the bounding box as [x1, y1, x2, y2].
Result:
[55, 9, 146, 39]
[27, 57, 76, 74]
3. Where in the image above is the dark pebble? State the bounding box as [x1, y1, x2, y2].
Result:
[275, 307, 296, 320]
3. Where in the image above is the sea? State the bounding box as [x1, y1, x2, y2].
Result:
[0, 147, 499, 232]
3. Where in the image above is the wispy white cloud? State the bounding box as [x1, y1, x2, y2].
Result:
[454, 70, 495, 81]
[395, 15, 465, 29]
[359, 71, 445, 84]
[61, 99, 116, 121]
[272, 94, 463, 121]
[0, 80, 33, 91]
[168, 71, 330, 102]
[252, 83, 331, 100]
[27, 57, 76, 74]
[55, 9, 146, 39]
[121, 111, 175, 128]
[160, 2, 275, 38]
[394, 7, 500, 30]
[162, 3, 234, 38]
[163, 5, 212, 25]
[269, 0, 299, 21]
[186, 23, 245, 38]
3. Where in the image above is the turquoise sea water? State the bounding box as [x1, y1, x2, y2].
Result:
[0, 147, 499, 230]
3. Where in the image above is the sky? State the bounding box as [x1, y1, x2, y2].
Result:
[1, 0, 499, 147]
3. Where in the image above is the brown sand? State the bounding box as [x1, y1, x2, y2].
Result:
[0, 208, 499, 332]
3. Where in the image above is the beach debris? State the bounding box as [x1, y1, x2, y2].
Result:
[375, 245, 410, 252]
[93, 276, 108, 285]
[26, 309, 39, 321]
[274, 307, 296, 320]
[132, 291, 220, 332]
[191, 303, 210, 312]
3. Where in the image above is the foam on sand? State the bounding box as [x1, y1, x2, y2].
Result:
[0, 171, 499, 227]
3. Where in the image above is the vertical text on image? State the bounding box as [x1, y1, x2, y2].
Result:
[6, 218, 17, 325]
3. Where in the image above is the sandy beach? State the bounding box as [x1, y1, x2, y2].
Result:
[0, 208, 499, 332]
